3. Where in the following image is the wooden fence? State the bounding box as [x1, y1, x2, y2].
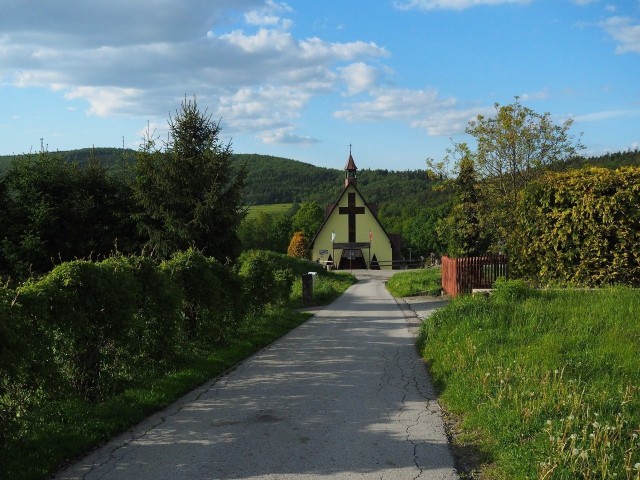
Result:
[441, 255, 508, 297]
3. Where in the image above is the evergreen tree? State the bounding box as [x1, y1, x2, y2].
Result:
[134, 97, 246, 260]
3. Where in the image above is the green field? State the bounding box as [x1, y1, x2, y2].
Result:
[418, 281, 640, 478]
[246, 203, 294, 219]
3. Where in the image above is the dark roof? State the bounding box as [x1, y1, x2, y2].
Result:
[344, 154, 357, 171]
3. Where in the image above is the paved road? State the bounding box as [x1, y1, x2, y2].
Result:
[56, 270, 457, 480]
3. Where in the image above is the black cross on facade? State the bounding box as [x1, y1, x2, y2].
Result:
[339, 192, 365, 243]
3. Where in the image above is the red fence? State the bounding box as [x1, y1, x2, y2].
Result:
[441, 255, 508, 297]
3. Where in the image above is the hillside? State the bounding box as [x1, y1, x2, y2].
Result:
[2, 148, 638, 210]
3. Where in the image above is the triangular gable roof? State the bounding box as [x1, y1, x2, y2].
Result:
[310, 182, 394, 248]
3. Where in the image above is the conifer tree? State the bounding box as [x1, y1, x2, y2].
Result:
[134, 97, 246, 260]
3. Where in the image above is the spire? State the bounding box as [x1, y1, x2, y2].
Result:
[344, 145, 357, 187]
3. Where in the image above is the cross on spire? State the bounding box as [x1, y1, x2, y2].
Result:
[339, 192, 365, 243]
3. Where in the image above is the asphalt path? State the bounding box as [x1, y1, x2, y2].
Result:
[56, 270, 457, 480]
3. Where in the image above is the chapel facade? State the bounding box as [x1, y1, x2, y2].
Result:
[309, 153, 401, 270]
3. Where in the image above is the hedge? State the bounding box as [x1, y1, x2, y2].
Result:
[511, 167, 640, 286]
[1, 249, 298, 455]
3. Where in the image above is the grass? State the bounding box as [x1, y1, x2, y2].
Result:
[385, 267, 442, 297]
[246, 203, 294, 219]
[289, 270, 357, 308]
[418, 281, 640, 479]
[2, 305, 325, 480]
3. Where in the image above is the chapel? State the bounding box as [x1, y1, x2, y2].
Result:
[309, 152, 401, 270]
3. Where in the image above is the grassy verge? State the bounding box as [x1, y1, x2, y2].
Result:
[386, 267, 441, 297]
[418, 281, 640, 478]
[290, 271, 357, 308]
[3, 307, 311, 480]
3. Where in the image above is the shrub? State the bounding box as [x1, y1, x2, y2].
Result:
[17, 259, 139, 400]
[511, 167, 640, 286]
[287, 231, 308, 258]
[236, 250, 295, 313]
[161, 248, 241, 344]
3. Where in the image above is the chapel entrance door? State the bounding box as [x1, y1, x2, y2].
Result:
[338, 249, 367, 270]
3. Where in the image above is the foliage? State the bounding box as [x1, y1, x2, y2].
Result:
[134, 97, 246, 260]
[287, 231, 308, 258]
[1, 304, 310, 480]
[238, 210, 292, 253]
[511, 167, 640, 286]
[161, 248, 242, 343]
[460, 99, 584, 251]
[436, 145, 488, 257]
[17, 259, 139, 400]
[2, 246, 341, 479]
[385, 267, 442, 297]
[291, 201, 324, 240]
[236, 250, 295, 314]
[289, 271, 357, 308]
[0, 150, 140, 281]
[418, 283, 640, 479]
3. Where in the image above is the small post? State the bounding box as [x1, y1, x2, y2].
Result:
[301, 274, 313, 306]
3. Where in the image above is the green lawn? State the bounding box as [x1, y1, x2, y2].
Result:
[386, 267, 442, 297]
[246, 203, 293, 219]
[419, 281, 640, 479]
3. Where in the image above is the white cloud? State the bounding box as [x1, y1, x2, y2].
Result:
[258, 128, 320, 144]
[573, 108, 640, 122]
[394, 0, 533, 11]
[572, 0, 598, 5]
[0, 1, 387, 146]
[519, 89, 549, 101]
[339, 63, 379, 95]
[334, 86, 490, 136]
[600, 16, 640, 54]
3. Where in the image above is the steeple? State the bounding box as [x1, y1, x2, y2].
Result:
[344, 145, 357, 187]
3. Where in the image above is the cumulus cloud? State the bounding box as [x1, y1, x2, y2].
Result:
[0, 0, 389, 145]
[599, 16, 640, 54]
[339, 63, 379, 96]
[334, 86, 490, 136]
[394, 0, 533, 11]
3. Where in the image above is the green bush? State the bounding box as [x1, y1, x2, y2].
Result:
[161, 248, 242, 344]
[236, 250, 295, 313]
[122, 255, 182, 365]
[511, 167, 640, 286]
[17, 259, 139, 400]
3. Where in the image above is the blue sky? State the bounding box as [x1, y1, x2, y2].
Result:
[1, 0, 638, 170]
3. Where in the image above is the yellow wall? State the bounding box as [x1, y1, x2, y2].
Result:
[311, 184, 393, 269]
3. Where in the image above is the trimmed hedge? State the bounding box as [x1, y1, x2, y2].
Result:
[1, 249, 299, 458]
[511, 167, 640, 286]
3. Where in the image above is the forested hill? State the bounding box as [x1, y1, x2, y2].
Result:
[231, 153, 448, 210]
[2, 148, 638, 210]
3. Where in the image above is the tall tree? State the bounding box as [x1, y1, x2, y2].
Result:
[290, 201, 324, 240]
[468, 98, 583, 203]
[134, 97, 246, 260]
[0, 150, 140, 280]
[436, 144, 487, 257]
[464, 98, 583, 250]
